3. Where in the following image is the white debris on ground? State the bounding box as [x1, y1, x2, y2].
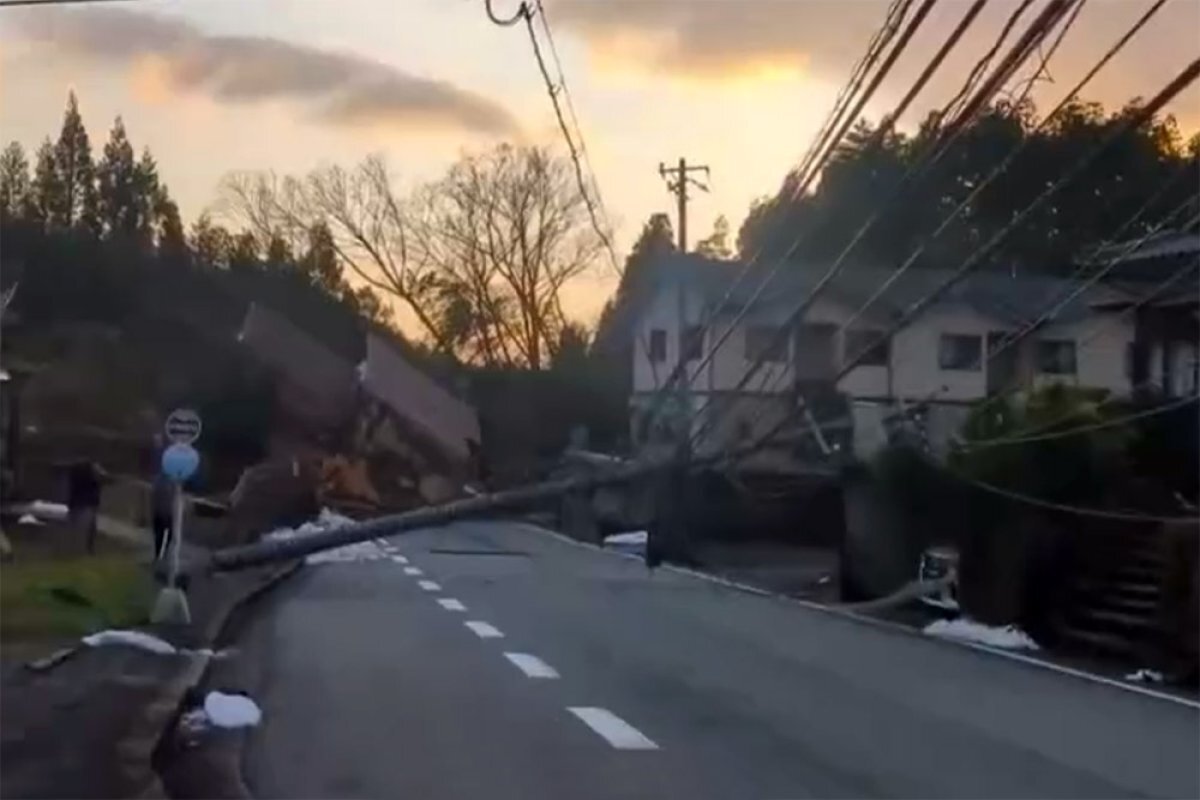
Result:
[1124, 668, 1165, 684]
[264, 508, 388, 564]
[179, 691, 263, 735]
[923, 618, 1041, 650]
[17, 513, 44, 525]
[82, 629, 178, 655]
[15, 500, 70, 522]
[204, 691, 263, 728]
[603, 530, 647, 557]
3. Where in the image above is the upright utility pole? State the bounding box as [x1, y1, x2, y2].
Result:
[658, 157, 710, 253]
[653, 158, 709, 569]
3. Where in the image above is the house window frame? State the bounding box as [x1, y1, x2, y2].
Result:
[844, 328, 890, 368]
[745, 325, 788, 364]
[1036, 338, 1077, 376]
[648, 328, 667, 363]
[680, 325, 704, 362]
[938, 333, 983, 372]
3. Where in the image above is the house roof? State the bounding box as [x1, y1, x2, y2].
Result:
[359, 334, 481, 467]
[603, 254, 1131, 344]
[238, 304, 482, 470]
[237, 302, 357, 428]
[1084, 230, 1200, 284]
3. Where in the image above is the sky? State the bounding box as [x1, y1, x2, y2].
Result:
[1, 0, 1197, 328]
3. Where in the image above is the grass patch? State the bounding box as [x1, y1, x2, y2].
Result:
[0, 554, 153, 642]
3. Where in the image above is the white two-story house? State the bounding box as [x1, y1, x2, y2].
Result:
[602, 254, 1140, 470]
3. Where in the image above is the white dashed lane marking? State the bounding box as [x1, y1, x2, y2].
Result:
[418, 580, 441, 592]
[389, 555, 408, 564]
[438, 598, 467, 612]
[503, 652, 559, 679]
[567, 707, 658, 750]
[464, 621, 504, 639]
[404, 567, 423, 576]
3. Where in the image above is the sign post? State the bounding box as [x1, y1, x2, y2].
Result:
[151, 409, 202, 625]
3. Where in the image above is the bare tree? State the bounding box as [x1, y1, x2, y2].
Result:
[219, 146, 600, 366]
[410, 145, 601, 368]
[218, 156, 449, 351]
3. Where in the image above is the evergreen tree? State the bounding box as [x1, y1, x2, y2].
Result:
[230, 231, 260, 272]
[30, 138, 60, 227]
[301, 222, 343, 292]
[153, 186, 187, 258]
[96, 117, 140, 238]
[51, 92, 98, 231]
[0, 142, 30, 221]
[696, 215, 733, 259]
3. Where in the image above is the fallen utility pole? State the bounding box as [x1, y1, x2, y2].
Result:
[208, 456, 665, 573]
[207, 414, 849, 573]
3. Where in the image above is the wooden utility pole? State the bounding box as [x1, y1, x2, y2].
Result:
[658, 157, 710, 253]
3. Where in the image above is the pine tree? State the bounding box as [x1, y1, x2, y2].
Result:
[133, 148, 162, 240]
[0, 142, 30, 221]
[30, 137, 60, 227]
[52, 92, 98, 231]
[153, 186, 187, 259]
[96, 117, 140, 238]
[302, 222, 343, 293]
[696, 215, 732, 259]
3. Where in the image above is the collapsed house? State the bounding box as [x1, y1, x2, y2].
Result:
[235, 303, 481, 516]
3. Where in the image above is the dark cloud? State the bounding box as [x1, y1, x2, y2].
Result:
[10, 7, 519, 136]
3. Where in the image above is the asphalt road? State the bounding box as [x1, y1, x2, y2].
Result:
[234, 520, 1199, 799]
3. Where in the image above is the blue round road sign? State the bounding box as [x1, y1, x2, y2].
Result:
[161, 443, 200, 482]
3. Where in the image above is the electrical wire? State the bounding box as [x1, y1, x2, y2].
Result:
[685, 0, 1082, 449]
[880, 179, 1198, 433]
[728, 56, 1200, 465]
[936, 0, 1037, 126]
[948, 259, 1200, 446]
[636, 0, 918, 428]
[1006, 0, 1088, 107]
[937, 461, 1200, 524]
[660, 0, 984, 433]
[958, 393, 1199, 449]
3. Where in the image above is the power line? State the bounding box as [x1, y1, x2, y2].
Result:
[936, 0, 1038, 125]
[872, 158, 1200, 434]
[664, 0, 969, 434]
[949, 258, 1200, 446]
[728, 55, 1200, 465]
[835, 57, 1200, 385]
[938, 460, 1200, 524]
[958, 393, 1198, 450]
[637, 0, 921, 433]
[515, 2, 622, 279]
[0, 0, 133, 6]
[687, 0, 1081, 449]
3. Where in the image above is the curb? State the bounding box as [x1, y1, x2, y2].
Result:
[522, 521, 1200, 710]
[128, 558, 304, 799]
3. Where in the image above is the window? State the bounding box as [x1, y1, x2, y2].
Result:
[938, 333, 982, 371]
[745, 325, 787, 363]
[844, 329, 889, 367]
[1037, 339, 1077, 375]
[648, 329, 667, 363]
[680, 325, 704, 362]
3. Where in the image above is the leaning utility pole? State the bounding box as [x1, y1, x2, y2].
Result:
[658, 157, 710, 253]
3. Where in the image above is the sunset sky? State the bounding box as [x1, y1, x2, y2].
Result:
[1, 0, 1197, 325]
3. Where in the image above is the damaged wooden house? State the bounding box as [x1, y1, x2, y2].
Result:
[228, 302, 480, 535]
